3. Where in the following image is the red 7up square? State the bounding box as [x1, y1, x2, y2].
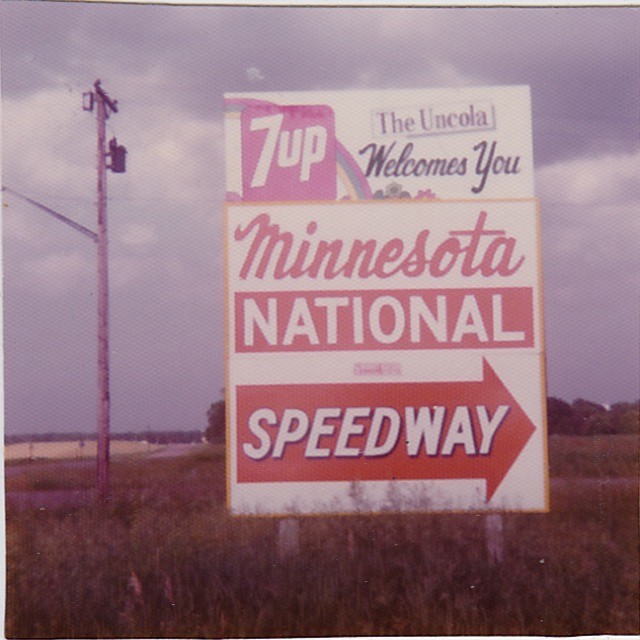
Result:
[241, 103, 336, 201]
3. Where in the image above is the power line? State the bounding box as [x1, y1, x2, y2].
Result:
[2, 186, 98, 243]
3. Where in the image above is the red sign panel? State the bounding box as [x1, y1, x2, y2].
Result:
[236, 359, 535, 502]
[235, 287, 534, 353]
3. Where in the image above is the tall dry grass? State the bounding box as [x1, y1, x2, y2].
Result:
[5, 438, 639, 638]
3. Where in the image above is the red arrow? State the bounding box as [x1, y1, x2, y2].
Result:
[236, 358, 536, 502]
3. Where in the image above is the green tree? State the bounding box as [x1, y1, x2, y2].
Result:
[546, 396, 579, 434]
[610, 401, 640, 434]
[205, 400, 226, 444]
[572, 398, 613, 435]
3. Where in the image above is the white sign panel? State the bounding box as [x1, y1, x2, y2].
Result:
[224, 85, 534, 203]
[225, 198, 547, 515]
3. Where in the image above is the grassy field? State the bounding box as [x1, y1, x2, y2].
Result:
[5, 435, 639, 638]
[548, 433, 638, 478]
[4, 439, 165, 462]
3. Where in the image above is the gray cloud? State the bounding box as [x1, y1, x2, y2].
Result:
[4, 5, 638, 162]
[2, 3, 639, 435]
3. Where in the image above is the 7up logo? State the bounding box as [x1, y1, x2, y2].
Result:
[241, 104, 336, 201]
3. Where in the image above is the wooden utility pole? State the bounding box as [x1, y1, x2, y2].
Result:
[87, 80, 123, 503]
[96, 81, 112, 503]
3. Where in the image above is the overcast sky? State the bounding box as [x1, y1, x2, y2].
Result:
[1, 3, 639, 435]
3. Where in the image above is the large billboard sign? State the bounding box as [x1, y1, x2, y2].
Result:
[224, 87, 547, 515]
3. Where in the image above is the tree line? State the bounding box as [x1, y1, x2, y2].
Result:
[5, 430, 203, 446]
[546, 398, 638, 436]
[5, 397, 636, 446]
[204, 396, 639, 443]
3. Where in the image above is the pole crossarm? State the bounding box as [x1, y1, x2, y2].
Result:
[94, 80, 118, 116]
[2, 186, 98, 243]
